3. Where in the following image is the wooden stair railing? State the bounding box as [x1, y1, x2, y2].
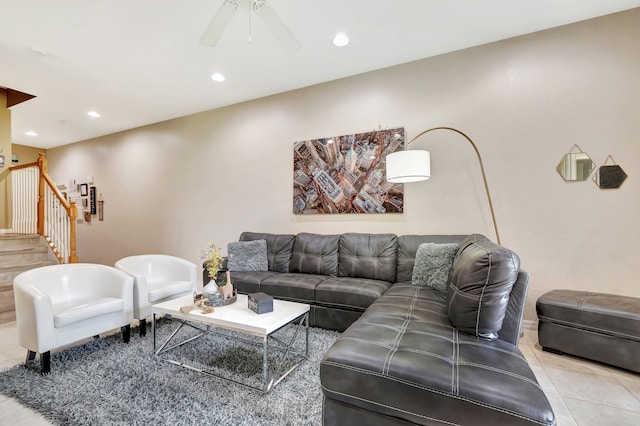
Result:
[9, 153, 78, 263]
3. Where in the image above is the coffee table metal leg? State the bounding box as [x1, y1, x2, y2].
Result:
[263, 336, 269, 392]
[152, 314, 157, 353]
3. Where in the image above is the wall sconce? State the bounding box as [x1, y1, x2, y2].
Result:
[385, 126, 501, 244]
[11, 154, 19, 163]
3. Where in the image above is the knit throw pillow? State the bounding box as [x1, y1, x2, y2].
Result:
[411, 243, 459, 292]
[227, 240, 269, 272]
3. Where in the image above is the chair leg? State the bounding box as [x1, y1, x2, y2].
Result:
[122, 325, 131, 343]
[25, 350, 37, 363]
[139, 318, 147, 337]
[41, 351, 51, 375]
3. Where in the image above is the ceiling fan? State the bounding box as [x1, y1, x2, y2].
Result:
[200, 0, 301, 51]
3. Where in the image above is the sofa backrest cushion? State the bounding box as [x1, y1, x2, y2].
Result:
[239, 232, 296, 273]
[338, 233, 397, 282]
[290, 232, 340, 276]
[397, 235, 468, 283]
[447, 234, 520, 340]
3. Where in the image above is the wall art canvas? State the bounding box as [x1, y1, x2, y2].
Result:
[293, 127, 405, 214]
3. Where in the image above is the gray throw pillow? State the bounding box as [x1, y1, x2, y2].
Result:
[411, 243, 459, 292]
[227, 240, 269, 272]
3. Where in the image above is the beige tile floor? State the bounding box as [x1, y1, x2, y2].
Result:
[1, 321, 639, 425]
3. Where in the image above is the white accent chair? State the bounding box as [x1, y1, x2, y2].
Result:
[13, 263, 134, 374]
[114, 254, 198, 336]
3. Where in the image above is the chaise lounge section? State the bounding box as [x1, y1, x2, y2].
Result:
[207, 231, 555, 425]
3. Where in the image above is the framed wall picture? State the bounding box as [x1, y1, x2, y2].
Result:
[293, 127, 405, 214]
[80, 183, 88, 196]
[0, 155, 4, 168]
[90, 186, 97, 214]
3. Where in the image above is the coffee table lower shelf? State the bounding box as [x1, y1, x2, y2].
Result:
[152, 309, 309, 393]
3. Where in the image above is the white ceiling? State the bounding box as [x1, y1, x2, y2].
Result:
[2, 0, 640, 149]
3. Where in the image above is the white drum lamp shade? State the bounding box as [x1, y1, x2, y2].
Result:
[384, 126, 501, 244]
[386, 150, 431, 183]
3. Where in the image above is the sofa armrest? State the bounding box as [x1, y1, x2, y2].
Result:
[499, 269, 530, 345]
[13, 276, 56, 353]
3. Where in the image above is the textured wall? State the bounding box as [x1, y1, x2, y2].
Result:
[47, 9, 640, 320]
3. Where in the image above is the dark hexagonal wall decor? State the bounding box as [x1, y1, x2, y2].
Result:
[593, 164, 627, 189]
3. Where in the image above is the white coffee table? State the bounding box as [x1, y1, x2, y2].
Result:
[151, 293, 309, 393]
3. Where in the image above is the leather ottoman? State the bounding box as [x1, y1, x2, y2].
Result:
[537, 290, 640, 373]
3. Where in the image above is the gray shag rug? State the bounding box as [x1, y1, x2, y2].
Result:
[0, 319, 340, 425]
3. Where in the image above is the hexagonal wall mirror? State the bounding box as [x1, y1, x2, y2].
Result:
[557, 145, 595, 182]
[593, 156, 627, 189]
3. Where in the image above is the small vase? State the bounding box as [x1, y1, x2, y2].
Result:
[203, 280, 219, 298]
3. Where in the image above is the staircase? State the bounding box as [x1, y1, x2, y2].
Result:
[0, 234, 58, 324]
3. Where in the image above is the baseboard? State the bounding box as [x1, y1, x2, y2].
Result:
[522, 319, 537, 330]
[0, 229, 13, 234]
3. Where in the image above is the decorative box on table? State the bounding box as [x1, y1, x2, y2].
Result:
[248, 292, 273, 314]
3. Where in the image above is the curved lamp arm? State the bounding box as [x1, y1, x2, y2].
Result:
[387, 126, 501, 244]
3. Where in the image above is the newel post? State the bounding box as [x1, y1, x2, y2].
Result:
[69, 201, 78, 263]
[37, 153, 46, 235]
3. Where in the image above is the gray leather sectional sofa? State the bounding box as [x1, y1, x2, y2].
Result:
[206, 231, 556, 425]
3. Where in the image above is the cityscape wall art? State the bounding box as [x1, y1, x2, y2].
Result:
[293, 127, 405, 214]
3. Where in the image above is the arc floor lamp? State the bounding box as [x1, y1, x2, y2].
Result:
[385, 127, 501, 244]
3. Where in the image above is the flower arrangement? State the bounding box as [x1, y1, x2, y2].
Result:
[200, 242, 224, 281]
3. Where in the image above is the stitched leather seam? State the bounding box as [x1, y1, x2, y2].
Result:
[390, 347, 455, 364]
[321, 385, 459, 425]
[460, 341, 527, 362]
[538, 316, 640, 340]
[316, 301, 368, 310]
[371, 301, 449, 317]
[453, 328, 458, 394]
[382, 291, 415, 374]
[321, 363, 552, 425]
[475, 248, 492, 337]
[338, 336, 395, 351]
[539, 305, 640, 321]
[457, 362, 543, 390]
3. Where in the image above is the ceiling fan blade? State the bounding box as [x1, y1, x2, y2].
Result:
[200, 0, 239, 47]
[253, 0, 300, 51]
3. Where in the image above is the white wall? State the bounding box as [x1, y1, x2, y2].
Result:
[47, 9, 640, 320]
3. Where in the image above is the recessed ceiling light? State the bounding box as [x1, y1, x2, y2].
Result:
[332, 33, 349, 47]
[25, 130, 38, 137]
[211, 72, 225, 82]
[88, 111, 101, 118]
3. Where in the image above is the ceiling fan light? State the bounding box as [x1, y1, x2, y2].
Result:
[200, 0, 239, 47]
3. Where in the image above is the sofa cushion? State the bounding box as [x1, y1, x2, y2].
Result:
[316, 277, 392, 311]
[321, 283, 555, 426]
[229, 271, 279, 294]
[447, 234, 520, 340]
[240, 232, 295, 273]
[338, 233, 397, 283]
[227, 240, 268, 272]
[261, 273, 328, 304]
[396, 235, 468, 283]
[53, 297, 125, 328]
[411, 242, 459, 292]
[290, 232, 340, 276]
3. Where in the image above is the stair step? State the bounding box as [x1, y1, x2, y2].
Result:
[0, 234, 43, 251]
[0, 260, 58, 282]
[0, 234, 59, 324]
[0, 247, 50, 266]
[1, 281, 17, 323]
